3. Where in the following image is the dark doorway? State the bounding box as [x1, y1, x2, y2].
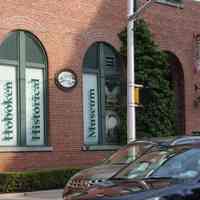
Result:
[166, 51, 185, 135]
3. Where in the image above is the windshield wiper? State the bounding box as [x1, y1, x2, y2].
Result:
[145, 176, 178, 180]
[110, 177, 128, 181]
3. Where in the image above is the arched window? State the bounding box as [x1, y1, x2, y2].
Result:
[83, 42, 122, 145]
[0, 31, 48, 146]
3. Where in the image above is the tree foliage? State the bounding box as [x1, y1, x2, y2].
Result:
[118, 20, 177, 139]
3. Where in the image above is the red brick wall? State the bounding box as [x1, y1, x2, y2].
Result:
[0, 0, 127, 171]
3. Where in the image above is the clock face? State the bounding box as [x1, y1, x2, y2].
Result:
[55, 69, 77, 90]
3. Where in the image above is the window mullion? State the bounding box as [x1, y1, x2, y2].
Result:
[19, 32, 26, 146]
[99, 43, 106, 145]
[43, 65, 48, 146]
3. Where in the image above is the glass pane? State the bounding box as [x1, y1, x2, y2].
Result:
[105, 75, 121, 144]
[83, 73, 99, 145]
[26, 68, 44, 145]
[0, 32, 18, 61]
[0, 66, 17, 145]
[83, 43, 98, 71]
[25, 33, 45, 64]
[102, 43, 118, 72]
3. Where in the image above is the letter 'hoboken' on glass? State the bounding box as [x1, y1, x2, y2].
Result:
[0, 66, 17, 145]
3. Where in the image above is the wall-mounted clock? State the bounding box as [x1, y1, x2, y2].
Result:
[55, 69, 77, 91]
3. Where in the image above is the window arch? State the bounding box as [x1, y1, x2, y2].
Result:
[0, 31, 48, 146]
[83, 42, 122, 145]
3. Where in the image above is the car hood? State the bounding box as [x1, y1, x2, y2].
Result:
[71, 164, 124, 180]
[67, 178, 178, 200]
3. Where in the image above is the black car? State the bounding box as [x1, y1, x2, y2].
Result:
[64, 140, 159, 194]
[63, 144, 200, 200]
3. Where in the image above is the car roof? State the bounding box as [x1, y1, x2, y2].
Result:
[127, 139, 171, 147]
[171, 136, 200, 145]
[125, 136, 200, 149]
[158, 143, 200, 153]
[127, 140, 156, 145]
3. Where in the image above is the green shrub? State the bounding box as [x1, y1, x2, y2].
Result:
[118, 19, 177, 139]
[0, 168, 80, 193]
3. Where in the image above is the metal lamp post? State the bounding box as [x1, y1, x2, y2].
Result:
[127, 0, 155, 144]
[127, 0, 135, 143]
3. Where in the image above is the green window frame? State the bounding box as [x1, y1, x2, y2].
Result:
[83, 42, 122, 146]
[0, 31, 48, 147]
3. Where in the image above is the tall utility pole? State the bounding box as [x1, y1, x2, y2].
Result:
[127, 0, 155, 143]
[127, 0, 136, 143]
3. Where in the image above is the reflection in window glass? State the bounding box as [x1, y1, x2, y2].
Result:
[0, 32, 18, 61]
[114, 149, 173, 179]
[105, 143, 154, 165]
[26, 32, 45, 64]
[105, 76, 121, 144]
[114, 148, 200, 180]
[152, 149, 200, 179]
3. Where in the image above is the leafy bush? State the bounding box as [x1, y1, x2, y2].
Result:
[118, 19, 177, 140]
[0, 168, 80, 193]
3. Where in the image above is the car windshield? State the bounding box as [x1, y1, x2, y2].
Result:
[104, 142, 154, 165]
[113, 147, 200, 180]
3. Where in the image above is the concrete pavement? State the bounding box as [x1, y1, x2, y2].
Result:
[0, 189, 63, 200]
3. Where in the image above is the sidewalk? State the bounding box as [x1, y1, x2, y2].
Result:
[0, 189, 63, 200]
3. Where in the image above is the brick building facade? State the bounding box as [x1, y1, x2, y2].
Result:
[142, 0, 200, 135]
[0, 0, 199, 171]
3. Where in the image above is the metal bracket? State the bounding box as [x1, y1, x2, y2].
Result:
[128, 0, 156, 22]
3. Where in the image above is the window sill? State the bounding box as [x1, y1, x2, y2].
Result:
[0, 146, 53, 152]
[81, 145, 122, 151]
[155, 0, 184, 8]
